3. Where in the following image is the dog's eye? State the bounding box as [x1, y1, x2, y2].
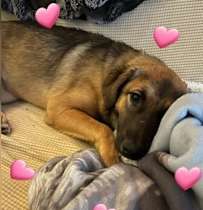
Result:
[129, 92, 142, 105]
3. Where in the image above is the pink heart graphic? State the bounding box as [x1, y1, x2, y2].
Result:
[35, 3, 60, 29]
[175, 167, 202, 191]
[93, 204, 115, 210]
[153, 26, 180, 48]
[10, 160, 35, 180]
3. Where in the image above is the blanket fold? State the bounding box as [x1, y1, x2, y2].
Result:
[138, 153, 199, 210]
[150, 93, 203, 209]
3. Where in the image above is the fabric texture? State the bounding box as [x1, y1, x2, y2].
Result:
[150, 93, 203, 209]
[28, 150, 199, 210]
[1, 0, 145, 23]
[186, 81, 203, 93]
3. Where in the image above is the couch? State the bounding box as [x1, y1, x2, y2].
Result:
[1, 0, 203, 209]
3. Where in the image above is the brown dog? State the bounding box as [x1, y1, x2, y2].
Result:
[1, 21, 187, 166]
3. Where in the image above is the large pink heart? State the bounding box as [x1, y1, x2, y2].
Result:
[93, 204, 115, 210]
[175, 167, 202, 191]
[153, 26, 180, 48]
[10, 160, 35, 180]
[35, 3, 60, 29]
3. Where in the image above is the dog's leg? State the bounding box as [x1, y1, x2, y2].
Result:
[1, 112, 12, 135]
[46, 108, 119, 167]
[1, 80, 17, 135]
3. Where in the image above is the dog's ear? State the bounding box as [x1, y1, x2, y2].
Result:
[102, 68, 141, 111]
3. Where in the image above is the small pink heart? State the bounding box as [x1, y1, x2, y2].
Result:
[175, 167, 202, 191]
[10, 160, 35, 180]
[153, 26, 180, 48]
[35, 3, 60, 29]
[93, 204, 115, 210]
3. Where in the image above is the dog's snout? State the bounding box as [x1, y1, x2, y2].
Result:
[120, 142, 149, 160]
[121, 143, 134, 156]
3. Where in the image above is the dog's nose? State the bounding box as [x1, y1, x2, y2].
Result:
[120, 143, 148, 160]
[120, 144, 135, 156]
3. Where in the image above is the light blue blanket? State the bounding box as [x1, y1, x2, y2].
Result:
[150, 93, 203, 209]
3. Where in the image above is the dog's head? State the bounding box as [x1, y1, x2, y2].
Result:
[103, 51, 187, 160]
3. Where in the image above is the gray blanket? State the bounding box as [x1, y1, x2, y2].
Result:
[28, 149, 199, 210]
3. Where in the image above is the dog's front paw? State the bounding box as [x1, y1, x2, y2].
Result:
[98, 135, 120, 167]
[1, 112, 12, 135]
[101, 146, 119, 167]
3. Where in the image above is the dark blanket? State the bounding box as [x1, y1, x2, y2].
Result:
[1, 0, 145, 23]
[28, 150, 200, 210]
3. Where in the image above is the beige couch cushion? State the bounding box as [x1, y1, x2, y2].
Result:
[2, 103, 88, 209]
